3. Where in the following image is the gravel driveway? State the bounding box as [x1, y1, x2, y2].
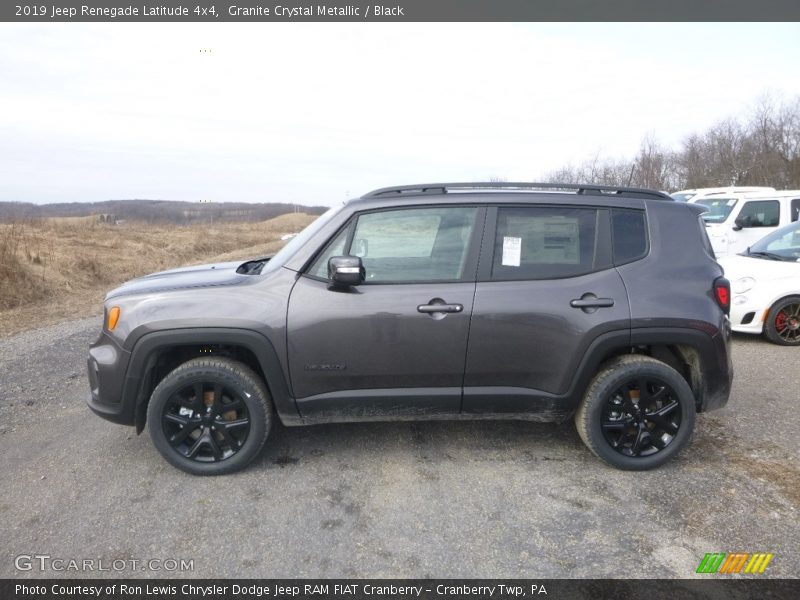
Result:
[1, 317, 798, 578]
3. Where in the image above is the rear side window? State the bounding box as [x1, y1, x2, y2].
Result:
[491, 206, 600, 280]
[791, 198, 800, 222]
[737, 200, 780, 227]
[611, 209, 648, 265]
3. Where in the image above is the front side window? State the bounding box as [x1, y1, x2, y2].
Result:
[491, 206, 600, 280]
[737, 200, 780, 227]
[791, 198, 800, 222]
[309, 206, 478, 283]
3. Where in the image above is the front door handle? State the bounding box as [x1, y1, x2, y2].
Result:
[570, 298, 615, 308]
[418, 303, 464, 314]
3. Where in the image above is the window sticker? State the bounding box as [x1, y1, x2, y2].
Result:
[502, 236, 522, 266]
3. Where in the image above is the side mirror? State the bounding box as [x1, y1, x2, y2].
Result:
[328, 256, 365, 288]
[733, 216, 747, 231]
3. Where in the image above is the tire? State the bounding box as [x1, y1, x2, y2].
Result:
[763, 296, 800, 346]
[575, 355, 696, 471]
[147, 357, 272, 475]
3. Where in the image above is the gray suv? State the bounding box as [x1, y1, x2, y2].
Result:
[87, 183, 733, 474]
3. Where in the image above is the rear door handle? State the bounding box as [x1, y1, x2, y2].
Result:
[418, 303, 464, 314]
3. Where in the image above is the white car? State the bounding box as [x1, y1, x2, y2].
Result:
[670, 186, 774, 203]
[697, 190, 800, 257]
[718, 219, 800, 345]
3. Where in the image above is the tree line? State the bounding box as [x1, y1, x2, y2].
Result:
[546, 94, 800, 191]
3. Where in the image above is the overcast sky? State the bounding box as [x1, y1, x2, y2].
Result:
[1, 23, 799, 206]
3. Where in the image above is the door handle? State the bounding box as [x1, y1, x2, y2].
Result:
[570, 298, 614, 308]
[418, 303, 464, 314]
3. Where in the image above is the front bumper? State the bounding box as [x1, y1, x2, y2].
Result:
[86, 331, 135, 425]
[730, 292, 768, 335]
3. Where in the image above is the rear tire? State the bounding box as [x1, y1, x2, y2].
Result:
[575, 355, 696, 470]
[147, 357, 272, 475]
[763, 296, 800, 346]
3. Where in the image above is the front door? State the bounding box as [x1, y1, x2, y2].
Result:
[287, 205, 484, 419]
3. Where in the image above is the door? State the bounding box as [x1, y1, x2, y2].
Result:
[287, 205, 484, 418]
[727, 199, 782, 254]
[463, 205, 631, 413]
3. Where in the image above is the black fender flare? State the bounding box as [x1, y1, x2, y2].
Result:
[123, 328, 298, 433]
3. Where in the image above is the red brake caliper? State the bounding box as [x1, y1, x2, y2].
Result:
[776, 311, 788, 331]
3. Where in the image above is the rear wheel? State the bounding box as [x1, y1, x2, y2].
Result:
[147, 357, 272, 475]
[575, 355, 696, 470]
[764, 296, 800, 346]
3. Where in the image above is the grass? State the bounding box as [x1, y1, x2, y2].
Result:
[0, 213, 316, 337]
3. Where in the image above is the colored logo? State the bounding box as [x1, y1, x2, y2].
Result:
[696, 552, 774, 574]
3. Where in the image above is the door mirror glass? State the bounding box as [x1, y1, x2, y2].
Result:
[328, 256, 365, 288]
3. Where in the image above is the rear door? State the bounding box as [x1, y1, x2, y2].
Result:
[462, 204, 632, 413]
[287, 205, 485, 418]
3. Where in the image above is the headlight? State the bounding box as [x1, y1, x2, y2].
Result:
[732, 277, 756, 294]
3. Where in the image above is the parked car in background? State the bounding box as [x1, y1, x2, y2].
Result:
[719, 219, 800, 345]
[695, 190, 800, 257]
[670, 186, 774, 203]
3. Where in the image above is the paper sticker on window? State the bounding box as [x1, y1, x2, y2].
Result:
[502, 236, 521, 266]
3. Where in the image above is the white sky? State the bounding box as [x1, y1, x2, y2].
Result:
[1, 22, 799, 206]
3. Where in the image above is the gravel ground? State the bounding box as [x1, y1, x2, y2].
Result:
[0, 318, 798, 578]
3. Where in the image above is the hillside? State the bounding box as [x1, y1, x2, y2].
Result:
[0, 199, 326, 224]
[0, 212, 317, 336]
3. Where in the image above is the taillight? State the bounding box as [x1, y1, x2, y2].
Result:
[714, 277, 730, 315]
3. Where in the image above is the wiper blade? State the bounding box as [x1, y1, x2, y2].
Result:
[746, 251, 789, 261]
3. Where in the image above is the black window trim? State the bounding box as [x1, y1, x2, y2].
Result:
[302, 204, 487, 285]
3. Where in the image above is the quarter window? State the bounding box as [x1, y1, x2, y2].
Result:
[611, 209, 648, 264]
[491, 207, 600, 280]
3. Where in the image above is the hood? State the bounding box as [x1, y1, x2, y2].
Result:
[718, 254, 800, 281]
[106, 258, 267, 300]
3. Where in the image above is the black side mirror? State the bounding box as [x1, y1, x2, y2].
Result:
[733, 216, 748, 231]
[328, 256, 365, 288]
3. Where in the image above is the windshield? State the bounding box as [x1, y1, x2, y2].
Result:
[697, 198, 738, 223]
[747, 220, 800, 261]
[262, 203, 346, 274]
[671, 192, 696, 202]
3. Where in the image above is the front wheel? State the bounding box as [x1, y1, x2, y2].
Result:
[575, 355, 696, 470]
[147, 358, 272, 475]
[763, 296, 800, 346]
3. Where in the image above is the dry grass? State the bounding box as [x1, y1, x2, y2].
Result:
[0, 213, 316, 337]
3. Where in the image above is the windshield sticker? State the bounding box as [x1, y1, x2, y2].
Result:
[502, 236, 522, 266]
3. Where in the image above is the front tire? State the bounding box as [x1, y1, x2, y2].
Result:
[763, 296, 800, 346]
[147, 358, 272, 475]
[575, 355, 696, 470]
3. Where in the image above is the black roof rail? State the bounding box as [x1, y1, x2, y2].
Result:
[362, 182, 673, 201]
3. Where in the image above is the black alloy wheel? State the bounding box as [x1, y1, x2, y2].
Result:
[601, 378, 681, 458]
[163, 381, 250, 462]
